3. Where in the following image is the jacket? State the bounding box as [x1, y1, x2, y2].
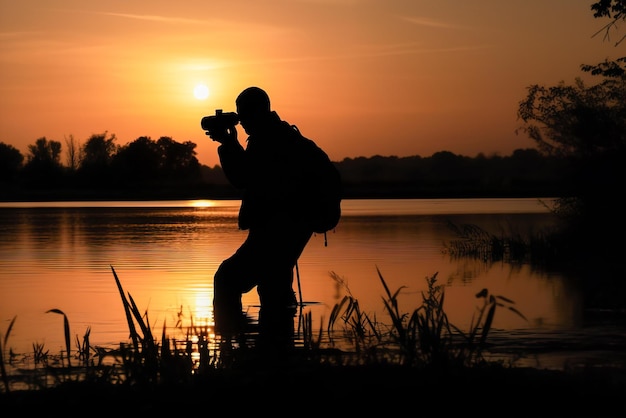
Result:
[217, 111, 313, 231]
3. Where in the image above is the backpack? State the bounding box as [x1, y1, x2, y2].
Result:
[289, 124, 342, 245]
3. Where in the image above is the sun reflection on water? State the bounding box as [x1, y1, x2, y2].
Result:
[192, 291, 213, 326]
[189, 200, 219, 208]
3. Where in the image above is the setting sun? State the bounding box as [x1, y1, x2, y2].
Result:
[193, 84, 209, 100]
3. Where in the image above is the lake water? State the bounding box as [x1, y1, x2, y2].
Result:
[1, 198, 624, 370]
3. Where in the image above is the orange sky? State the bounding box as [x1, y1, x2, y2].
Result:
[0, 1, 620, 167]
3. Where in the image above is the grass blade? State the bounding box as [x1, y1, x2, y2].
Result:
[46, 309, 72, 368]
[0, 315, 17, 393]
[110, 265, 140, 352]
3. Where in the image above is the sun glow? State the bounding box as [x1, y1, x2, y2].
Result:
[193, 292, 213, 325]
[193, 84, 209, 100]
[189, 199, 217, 208]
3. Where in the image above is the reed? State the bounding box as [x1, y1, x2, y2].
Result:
[327, 271, 382, 359]
[327, 269, 527, 368]
[0, 316, 16, 393]
[45, 309, 72, 368]
[0, 264, 527, 393]
[444, 221, 561, 267]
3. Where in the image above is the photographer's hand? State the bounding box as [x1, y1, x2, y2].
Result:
[207, 126, 238, 145]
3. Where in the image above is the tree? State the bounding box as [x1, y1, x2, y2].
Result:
[517, 62, 626, 262]
[78, 132, 119, 186]
[21, 137, 64, 186]
[65, 134, 82, 172]
[0, 142, 24, 182]
[517, 62, 626, 158]
[155, 136, 201, 183]
[26, 137, 62, 166]
[111, 136, 201, 187]
[81, 132, 118, 168]
[112, 136, 162, 185]
[591, 0, 626, 46]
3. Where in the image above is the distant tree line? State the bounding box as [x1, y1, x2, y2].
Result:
[0, 51, 623, 204]
[0, 132, 571, 201]
[336, 149, 568, 198]
[0, 133, 231, 200]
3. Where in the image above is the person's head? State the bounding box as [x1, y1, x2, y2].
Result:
[236, 87, 271, 135]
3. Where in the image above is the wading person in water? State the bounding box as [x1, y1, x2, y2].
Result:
[205, 86, 340, 352]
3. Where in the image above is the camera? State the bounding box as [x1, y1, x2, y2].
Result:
[201, 109, 239, 134]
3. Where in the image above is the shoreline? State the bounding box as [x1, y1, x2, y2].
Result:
[3, 363, 626, 415]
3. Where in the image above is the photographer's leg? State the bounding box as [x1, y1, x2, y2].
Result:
[256, 227, 312, 353]
[213, 237, 259, 337]
[257, 266, 297, 350]
[213, 258, 246, 336]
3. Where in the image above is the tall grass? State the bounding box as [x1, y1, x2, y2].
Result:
[1, 265, 527, 393]
[327, 269, 527, 368]
[444, 221, 561, 267]
[0, 316, 17, 393]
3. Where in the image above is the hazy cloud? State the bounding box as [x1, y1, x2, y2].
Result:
[98, 12, 206, 25]
[398, 16, 467, 30]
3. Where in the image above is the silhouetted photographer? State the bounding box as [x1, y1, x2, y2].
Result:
[203, 86, 341, 352]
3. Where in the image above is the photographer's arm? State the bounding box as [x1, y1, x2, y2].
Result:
[207, 125, 239, 146]
[216, 129, 248, 188]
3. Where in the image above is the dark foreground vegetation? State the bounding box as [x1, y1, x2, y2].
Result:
[4, 365, 625, 415]
[2, 269, 625, 416]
